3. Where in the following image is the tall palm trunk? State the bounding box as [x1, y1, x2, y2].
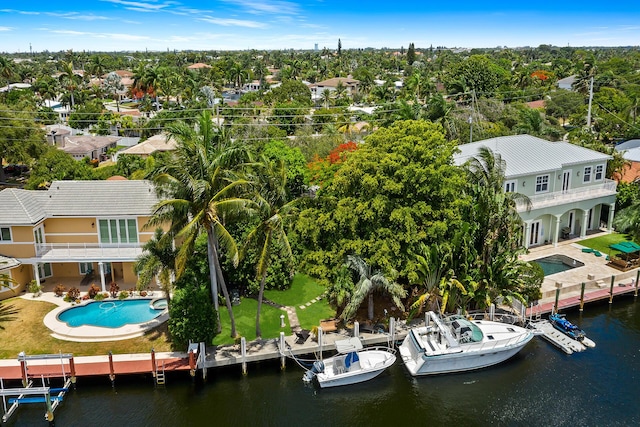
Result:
[206, 229, 220, 331]
[214, 252, 237, 338]
[368, 292, 374, 321]
[256, 273, 267, 339]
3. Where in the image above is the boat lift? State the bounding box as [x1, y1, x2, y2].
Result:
[1, 352, 74, 424]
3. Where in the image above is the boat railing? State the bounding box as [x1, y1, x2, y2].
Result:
[466, 333, 531, 352]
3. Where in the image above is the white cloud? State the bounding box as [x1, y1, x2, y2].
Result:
[222, 0, 300, 15]
[46, 12, 111, 21]
[198, 16, 267, 29]
[100, 0, 173, 12]
[0, 9, 40, 15]
[0, 26, 12, 31]
[48, 29, 150, 41]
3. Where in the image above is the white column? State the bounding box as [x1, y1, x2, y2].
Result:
[553, 216, 561, 247]
[581, 210, 589, 238]
[524, 221, 532, 249]
[32, 263, 41, 286]
[607, 203, 616, 232]
[98, 262, 106, 292]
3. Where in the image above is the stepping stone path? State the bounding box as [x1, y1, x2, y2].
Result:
[284, 292, 327, 333]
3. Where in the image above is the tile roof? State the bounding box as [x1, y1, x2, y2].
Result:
[120, 134, 177, 156]
[454, 134, 611, 178]
[0, 180, 159, 225]
[44, 180, 158, 217]
[0, 188, 47, 225]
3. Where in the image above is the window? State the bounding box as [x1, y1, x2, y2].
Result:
[535, 175, 549, 193]
[79, 262, 93, 275]
[34, 226, 44, 244]
[0, 227, 11, 242]
[98, 219, 138, 244]
[504, 180, 516, 193]
[595, 164, 604, 181]
[583, 166, 592, 183]
[38, 263, 53, 278]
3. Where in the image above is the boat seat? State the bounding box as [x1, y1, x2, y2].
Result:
[333, 357, 346, 375]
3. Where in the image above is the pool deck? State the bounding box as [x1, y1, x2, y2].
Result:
[23, 292, 169, 342]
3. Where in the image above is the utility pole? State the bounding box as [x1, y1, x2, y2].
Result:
[586, 77, 594, 130]
[468, 116, 473, 143]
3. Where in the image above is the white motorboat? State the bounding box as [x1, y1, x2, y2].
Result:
[303, 337, 396, 388]
[399, 311, 534, 376]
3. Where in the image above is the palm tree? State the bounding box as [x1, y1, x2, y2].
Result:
[409, 244, 449, 317]
[134, 228, 176, 302]
[242, 159, 297, 339]
[465, 147, 531, 305]
[148, 110, 252, 338]
[341, 255, 406, 322]
[58, 60, 81, 109]
[104, 72, 124, 112]
[0, 301, 18, 330]
[0, 55, 15, 88]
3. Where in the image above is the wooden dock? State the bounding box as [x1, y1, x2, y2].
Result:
[526, 279, 638, 317]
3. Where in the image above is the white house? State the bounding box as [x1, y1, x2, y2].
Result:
[310, 77, 360, 102]
[454, 135, 617, 249]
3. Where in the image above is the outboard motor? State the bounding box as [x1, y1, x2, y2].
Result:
[302, 360, 325, 382]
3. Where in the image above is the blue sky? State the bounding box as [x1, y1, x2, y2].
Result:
[1, 1, 639, 53]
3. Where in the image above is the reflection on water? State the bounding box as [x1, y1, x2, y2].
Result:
[6, 298, 640, 426]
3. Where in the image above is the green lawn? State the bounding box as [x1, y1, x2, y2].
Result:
[213, 298, 289, 346]
[213, 274, 336, 345]
[577, 233, 633, 256]
[263, 274, 326, 306]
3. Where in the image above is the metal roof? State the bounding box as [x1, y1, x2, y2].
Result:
[0, 188, 47, 225]
[453, 135, 611, 178]
[615, 139, 640, 151]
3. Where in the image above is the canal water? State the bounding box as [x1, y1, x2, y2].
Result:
[6, 297, 640, 426]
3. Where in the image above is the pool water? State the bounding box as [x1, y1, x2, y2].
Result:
[58, 298, 167, 328]
[533, 254, 584, 276]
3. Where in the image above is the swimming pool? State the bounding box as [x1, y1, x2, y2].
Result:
[57, 298, 167, 328]
[533, 254, 584, 276]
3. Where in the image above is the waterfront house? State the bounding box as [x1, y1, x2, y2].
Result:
[614, 139, 640, 183]
[454, 135, 617, 249]
[116, 133, 177, 160]
[58, 135, 121, 161]
[0, 180, 159, 299]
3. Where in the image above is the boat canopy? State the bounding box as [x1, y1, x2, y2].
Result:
[335, 337, 363, 353]
[446, 315, 484, 343]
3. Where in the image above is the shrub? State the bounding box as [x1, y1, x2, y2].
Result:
[140, 290, 148, 297]
[66, 287, 80, 300]
[118, 291, 129, 300]
[94, 293, 106, 301]
[168, 285, 217, 348]
[28, 280, 42, 297]
[109, 282, 119, 298]
[54, 284, 66, 297]
[88, 284, 101, 299]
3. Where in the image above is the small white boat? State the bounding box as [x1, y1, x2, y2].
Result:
[303, 337, 396, 388]
[399, 311, 534, 376]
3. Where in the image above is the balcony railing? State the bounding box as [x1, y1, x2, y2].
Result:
[516, 179, 617, 212]
[35, 242, 144, 261]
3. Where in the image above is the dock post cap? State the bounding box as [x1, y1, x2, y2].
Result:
[555, 282, 563, 288]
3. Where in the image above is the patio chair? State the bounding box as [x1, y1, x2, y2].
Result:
[593, 251, 602, 257]
[581, 248, 594, 253]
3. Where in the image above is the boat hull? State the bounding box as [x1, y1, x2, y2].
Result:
[400, 338, 532, 376]
[315, 350, 396, 388]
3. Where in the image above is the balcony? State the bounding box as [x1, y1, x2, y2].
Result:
[35, 242, 144, 262]
[516, 179, 617, 212]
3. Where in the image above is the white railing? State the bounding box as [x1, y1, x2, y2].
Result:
[516, 179, 617, 212]
[35, 242, 143, 259]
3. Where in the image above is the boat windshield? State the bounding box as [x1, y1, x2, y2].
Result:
[447, 315, 484, 343]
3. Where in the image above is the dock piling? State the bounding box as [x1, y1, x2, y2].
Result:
[279, 332, 286, 370]
[389, 317, 396, 345]
[241, 337, 247, 375]
[353, 321, 359, 338]
[18, 353, 27, 388]
[554, 282, 562, 314]
[579, 282, 586, 312]
[150, 348, 156, 378]
[635, 271, 639, 298]
[108, 351, 115, 386]
[609, 275, 615, 304]
[69, 357, 76, 388]
[188, 349, 196, 377]
[318, 327, 324, 361]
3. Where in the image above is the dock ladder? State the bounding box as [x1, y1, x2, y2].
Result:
[155, 361, 166, 385]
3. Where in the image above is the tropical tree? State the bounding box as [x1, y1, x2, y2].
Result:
[148, 110, 252, 338]
[134, 228, 176, 302]
[104, 72, 124, 112]
[341, 255, 406, 322]
[408, 244, 449, 318]
[58, 60, 81, 109]
[0, 300, 18, 330]
[242, 159, 297, 339]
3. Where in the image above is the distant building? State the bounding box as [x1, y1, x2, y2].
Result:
[557, 76, 576, 91]
[57, 135, 121, 161]
[310, 77, 360, 101]
[614, 139, 640, 183]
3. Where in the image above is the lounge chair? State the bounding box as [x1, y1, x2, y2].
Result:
[593, 251, 602, 257]
[295, 329, 310, 344]
[581, 248, 594, 253]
